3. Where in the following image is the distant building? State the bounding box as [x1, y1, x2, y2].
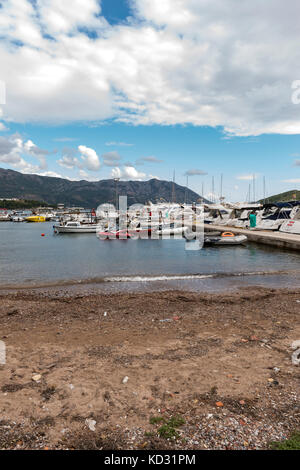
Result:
[0, 197, 20, 201]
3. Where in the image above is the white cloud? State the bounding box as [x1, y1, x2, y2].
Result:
[102, 151, 122, 167]
[0, 122, 8, 131]
[136, 156, 163, 165]
[78, 145, 100, 171]
[111, 165, 147, 180]
[236, 174, 259, 181]
[0, 134, 49, 173]
[58, 153, 81, 169]
[184, 169, 207, 176]
[1, 1, 300, 135]
[105, 142, 134, 147]
[36, 170, 64, 178]
[54, 137, 78, 142]
[283, 178, 300, 183]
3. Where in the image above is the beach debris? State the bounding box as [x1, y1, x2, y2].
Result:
[291, 340, 300, 350]
[291, 340, 300, 365]
[292, 351, 300, 365]
[85, 418, 96, 432]
[239, 400, 246, 405]
[7, 309, 19, 316]
[32, 374, 42, 382]
[68, 384, 74, 390]
[104, 312, 107, 317]
[215, 401, 224, 407]
[160, 319, 172, 323]
[273, 367, 280, 373]
[122, 376, 129, 384]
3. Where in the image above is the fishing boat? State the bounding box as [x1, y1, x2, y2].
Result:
[204, 231, 247, 246]
[53, 221, 97, 233]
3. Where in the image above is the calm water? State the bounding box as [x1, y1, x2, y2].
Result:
[0, 221, 300, 291]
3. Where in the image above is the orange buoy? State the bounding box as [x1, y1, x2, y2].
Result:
[221, 231, 234, 237]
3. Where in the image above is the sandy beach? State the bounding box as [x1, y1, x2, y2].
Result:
[0, 286, 299, 450]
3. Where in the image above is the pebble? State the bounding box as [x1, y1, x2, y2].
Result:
[32, 374, 42, 382]
[85, 418, 96, 432]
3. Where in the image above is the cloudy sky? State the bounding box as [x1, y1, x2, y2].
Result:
[1, 0, 300, 201]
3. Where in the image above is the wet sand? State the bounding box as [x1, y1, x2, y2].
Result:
[0, 287, 299, 449]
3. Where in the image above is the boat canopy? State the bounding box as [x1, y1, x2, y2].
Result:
[263, 201, 300, 209]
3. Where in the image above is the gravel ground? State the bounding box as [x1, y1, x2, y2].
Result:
[0, 286, 299, 449]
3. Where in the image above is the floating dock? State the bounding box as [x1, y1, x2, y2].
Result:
[204, 224, 300, 251]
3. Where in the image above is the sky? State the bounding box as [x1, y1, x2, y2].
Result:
[1, 0, 300, 202]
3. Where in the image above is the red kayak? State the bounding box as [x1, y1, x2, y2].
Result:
[98, 228, 152, 239]
[98, 230, 131, 239]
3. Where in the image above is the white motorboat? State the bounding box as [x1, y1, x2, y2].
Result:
[279, 203, 300, 234]
[225, 204, 262, 228]
[155, 224, 189, 236]
[204, 204, 232, 225]
[54, 221, 97, 233]
[254, 203, 294, 231]
[0, 210, 10, 221]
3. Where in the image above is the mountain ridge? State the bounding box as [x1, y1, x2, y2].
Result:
[258, 189, 300, 204]
[0, 167, 207, 207]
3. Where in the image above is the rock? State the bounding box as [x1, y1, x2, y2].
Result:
[32, 374, 42, 382]
[292, 349, 300, 366]
[7, 309, 19, 316]
[291, 340, 300, 350]
[85, 418, 96, 432]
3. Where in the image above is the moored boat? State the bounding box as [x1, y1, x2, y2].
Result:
[54, 221, 97, 233]
[204, 231, 247, 246]
[26, 215, 47, 223]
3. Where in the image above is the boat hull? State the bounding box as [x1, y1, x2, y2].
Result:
[54, 225, 97, 233]
[26, 216, 46, 223]
[204, 234, 247, 246]
[279, 220, 300, 234]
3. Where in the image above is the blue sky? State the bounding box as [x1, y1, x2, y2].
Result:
[100, 0, 132, 25]
[1, 0, 300, 202]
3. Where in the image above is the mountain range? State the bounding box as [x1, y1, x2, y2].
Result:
[0, 167, 207, 207]
[258, 190, 300, 204]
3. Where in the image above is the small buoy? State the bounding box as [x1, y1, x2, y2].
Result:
[41, 233, 45, 237]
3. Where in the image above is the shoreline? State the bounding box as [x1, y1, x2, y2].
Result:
[0, 268, 299, 296]
[0, 286, 299, 449]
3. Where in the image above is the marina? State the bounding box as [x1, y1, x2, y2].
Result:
[0, 220, 300, 291]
